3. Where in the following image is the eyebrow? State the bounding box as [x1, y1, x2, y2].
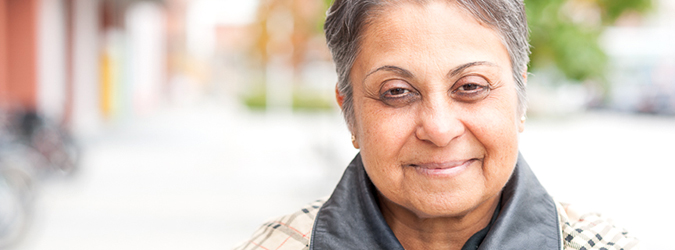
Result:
[365, 65, 413, 79]
[364, 61, 498, 81]
[447, 61, 497, 78]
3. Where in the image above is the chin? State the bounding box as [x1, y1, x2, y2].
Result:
[404, 190, 490, 219]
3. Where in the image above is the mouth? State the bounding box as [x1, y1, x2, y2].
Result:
[409, 158, 480, 177]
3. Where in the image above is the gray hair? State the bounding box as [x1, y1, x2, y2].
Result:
[324, 0, 530, 131]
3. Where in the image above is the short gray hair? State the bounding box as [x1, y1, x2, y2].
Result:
[324, 0, 530, 131]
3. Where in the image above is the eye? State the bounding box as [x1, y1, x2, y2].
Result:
[458, 84, 481, 91]
[451, 75, 490, 102]
[379, 80, 419, 107]
[385, 88, 409, 97]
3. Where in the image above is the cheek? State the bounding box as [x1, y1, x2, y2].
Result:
[463, 94, 520, 182]
[469, 86, 520, 141]
[466, 113, 518, 163]
[353, 101, 416, 195]
[356, 101, 418, 155]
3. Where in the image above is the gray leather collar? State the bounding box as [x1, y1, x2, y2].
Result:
[310, 153, 560, 249]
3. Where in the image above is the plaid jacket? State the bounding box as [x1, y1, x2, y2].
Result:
[233, 199, 640, 250]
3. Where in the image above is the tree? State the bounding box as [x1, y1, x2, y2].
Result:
[525, 0, 653, 82]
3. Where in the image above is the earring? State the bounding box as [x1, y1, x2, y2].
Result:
[520, 116, 526, 122]
[351, 134, 360, 149]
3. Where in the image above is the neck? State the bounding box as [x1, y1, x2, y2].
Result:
[378, 193, 500, 250]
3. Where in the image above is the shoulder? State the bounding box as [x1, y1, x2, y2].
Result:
[232, 198, 327, 250]
[555, 201, 641, 250]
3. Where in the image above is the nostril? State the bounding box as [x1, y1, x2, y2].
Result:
[415, 109, 465, 147]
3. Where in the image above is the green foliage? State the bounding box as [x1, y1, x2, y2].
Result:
[292, 90, 335, 111]
[597, 0, 652, 24]
[243, 87, 335, 112]
[525, 0, 652, 82]
[243, 88, 267, 110]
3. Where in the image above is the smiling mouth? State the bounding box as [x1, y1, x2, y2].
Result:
[410, 158, 480, 177]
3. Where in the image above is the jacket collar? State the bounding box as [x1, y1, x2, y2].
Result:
[310, 153, 560, 249]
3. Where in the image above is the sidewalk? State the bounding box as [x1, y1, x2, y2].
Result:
[12, 101, 675, 250]
[14, 100, 357, 250]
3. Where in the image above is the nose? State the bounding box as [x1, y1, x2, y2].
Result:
[415, 98, 465, 147]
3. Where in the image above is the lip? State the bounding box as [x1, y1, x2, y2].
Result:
[409, 159, 478, 177]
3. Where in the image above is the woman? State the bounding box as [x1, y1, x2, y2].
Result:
[235, 0, 639, 249]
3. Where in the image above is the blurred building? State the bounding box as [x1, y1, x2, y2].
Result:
[0, 0, 178, 137]
[0, 0, 347, 138]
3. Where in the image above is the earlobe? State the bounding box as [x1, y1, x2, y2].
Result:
[335, 84, 345, 109]
[351, 134, 360, 149]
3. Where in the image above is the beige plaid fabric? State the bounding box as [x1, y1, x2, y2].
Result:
[234, 200, 640, 250]
[556, 202, 640, 250]
[233, 199, 325, 250]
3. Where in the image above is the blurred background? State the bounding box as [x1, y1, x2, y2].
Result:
[0, 0, 673, 249]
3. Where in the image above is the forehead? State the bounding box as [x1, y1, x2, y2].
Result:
[355, 1, 510, 74]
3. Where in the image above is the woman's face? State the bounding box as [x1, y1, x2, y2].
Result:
[348, 1, 525, 218]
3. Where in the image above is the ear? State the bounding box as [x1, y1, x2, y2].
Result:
[518, 70, 528, 133]
[335, 84, 345, 109]
[336, 84, 359, 148]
